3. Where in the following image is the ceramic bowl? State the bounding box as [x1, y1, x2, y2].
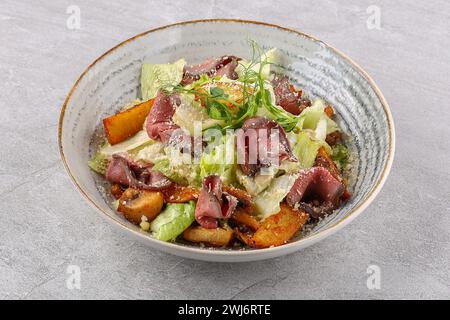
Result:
[59, 19, 395, 262]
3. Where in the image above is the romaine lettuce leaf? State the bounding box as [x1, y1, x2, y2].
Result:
[236, 48, 281, 80]
[152, 147, 201, 187]
[134, 140, 166, 163]
[254, 173, 299, 219]
[99, 130, 152, 157]
[236, 167, 277, 196]
[292, 131, 324, 169]
[88, 151, 110, 175]
[297, 99, 339, 140]
[150, 201, 196, 241]
[89, 130, 154, 175]
[199, 134, 236, 185]
[152, 158, 194, 186]
[141, 59, 186, 101]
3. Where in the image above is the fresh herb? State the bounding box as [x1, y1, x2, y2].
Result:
[210, 87, 226, 98]
[235, 40, 299, 131]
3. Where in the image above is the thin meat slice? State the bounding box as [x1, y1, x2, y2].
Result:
[271, 73, 310, 115]
[286, 167, 344, 218]
[215, 58, 239, 79]
[106, 153, 172, 190]
[145, 91, 200, 154]
[145, 91, 179, 144]
[195, 176, 238, 229]
[314, 147, 342, 182]
[181, 56, 240, 85]
[236, 116, 297, 176]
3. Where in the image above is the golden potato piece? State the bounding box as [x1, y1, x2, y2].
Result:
[233, 228, 254, 247]
[183, 226, 234, 247]
[231, 208, 260, 231]
[251, 203, 309, 248]
[118, 188, 163, 224]
[103, 99, 154, 145]
[162, 185, 199, 203]
[223, 186, 254, 213]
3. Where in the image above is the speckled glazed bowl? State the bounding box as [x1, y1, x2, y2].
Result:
[59, 19, 395, 262]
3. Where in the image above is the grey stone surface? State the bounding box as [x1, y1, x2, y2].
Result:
[0, 0, 449, 300]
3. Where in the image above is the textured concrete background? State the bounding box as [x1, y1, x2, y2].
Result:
[1, 0, 449, 299]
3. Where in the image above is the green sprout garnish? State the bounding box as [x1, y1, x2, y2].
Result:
[161, 40, 301, 131]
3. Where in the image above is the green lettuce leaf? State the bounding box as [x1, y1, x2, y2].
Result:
[99, 130, 153, 157]
[236, 48, 281, 80]
[152, 159, 189, 185]
[152, 148, 201, 187]
[199, 134, 236, 185]
[253, 173, 299, 219]
[88, 131, 154, 176]
[133, 140, 166, 163]
[150, 201, 196, 241]
[236, 167, 277, 196]
[141, 58, 186, 101]
[292, 131, 324, 169]
[88, 152, 110, 175]
[297, 99, 339, 140]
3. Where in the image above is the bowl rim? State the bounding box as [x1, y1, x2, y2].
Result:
[58, 19, 395, 258]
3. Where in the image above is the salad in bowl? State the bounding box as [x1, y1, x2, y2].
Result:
[88, 43, 351, 249]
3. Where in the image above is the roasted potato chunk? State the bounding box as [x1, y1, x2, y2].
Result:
[183, 226, 234, 247]
[118, 188, 163, 224]
[250, 204, 309, 248]
[231, 208, 260, 231]
[103, 99, 154, 145]
[162, 185, 199, 203]
[223, 186, 254, 212]
[233, 228, 254, 247]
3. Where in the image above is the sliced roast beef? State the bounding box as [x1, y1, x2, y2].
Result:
[195, 175, 238, 229]
[145, 91, 201, 155]
[145, 91, 179, 144]
[286, 167, 344, 218]
[271, 73, 310, 115]
[181, 56, 240, 85]
[106, 153, 172, 190]
[236, 116, 297, 176]
[215, 58, 239, 79]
